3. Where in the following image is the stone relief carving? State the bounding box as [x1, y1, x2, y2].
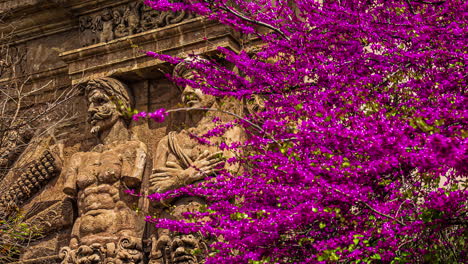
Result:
[0, 149, 62, 218]
[148, 58, 243, 264]
[23, 198, 75, 239]
[78, 2, 194, 46]
[148, 197, 210, 264]
[59, 77, 147, 264]
[0, 125, 33, 182]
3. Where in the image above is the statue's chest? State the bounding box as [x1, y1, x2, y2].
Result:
[76, 149, 125, 189]
[175, 130, 220, 161]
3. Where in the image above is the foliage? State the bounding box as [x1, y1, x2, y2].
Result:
[141, 0, 467, 263]
[0, 210, 41, 263]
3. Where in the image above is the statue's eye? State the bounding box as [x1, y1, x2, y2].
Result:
[94, 97, 107, 104]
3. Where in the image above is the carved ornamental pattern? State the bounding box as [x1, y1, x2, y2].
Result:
[24, 199, 75, 239]
[0, 150, 61, 218]
[78, 2, 194, 46]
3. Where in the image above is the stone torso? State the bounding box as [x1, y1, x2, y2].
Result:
[167, 128, 219, 165]
[64, 140, 146, 247]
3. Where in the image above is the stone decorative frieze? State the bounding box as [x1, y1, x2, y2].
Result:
[60, 235, 143, 264]
[59, 77, 147, 264]
[78, 2, 194, 46]
[0, 149, 61, 218]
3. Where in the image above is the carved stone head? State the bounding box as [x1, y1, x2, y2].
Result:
[173, 57, 216, 109]
[101, 8, 113, 21]
[85, 77, 132, 136]
[169, 234, 206, 264]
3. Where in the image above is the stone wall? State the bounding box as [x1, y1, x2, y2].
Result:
[0, 1, 243, 263]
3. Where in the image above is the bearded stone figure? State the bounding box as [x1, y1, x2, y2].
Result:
[148, 58, 243, 264]
[59, 77, 147, 264]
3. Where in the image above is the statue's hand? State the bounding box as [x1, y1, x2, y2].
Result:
[149, 151, 224, 192]
[150, 163, 185, 193]
[188, 150, 225, 181]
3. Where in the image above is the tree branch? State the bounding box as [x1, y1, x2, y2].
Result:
[332, 187, 406, 226]
[219, 3, 290, 41]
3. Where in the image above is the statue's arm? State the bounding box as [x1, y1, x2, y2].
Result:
[149, 136, 174, 193]
[150, 137, 224, 193]
[62, 154, 80, 197]
[122, 141, 147, 188]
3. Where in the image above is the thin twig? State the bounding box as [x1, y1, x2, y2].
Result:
[219, 4, 290, 41]
[166, 107, 263, 133]
[166, 107, 280, 146]
[360, 201, 406, 226]
[0, 86, 79, 133]
[332, 187, 406, 226]
[412, 0, 446, 5]
[404, 0, 416, 14]
[395, 199, 408, 218]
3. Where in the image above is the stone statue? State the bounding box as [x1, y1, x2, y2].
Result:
[113, 9, 129, 39]
[125, 2, 141, 35]
[148, 58, 243, 264]
[93, 9, 114, 43]
[59, 77, 147, 264]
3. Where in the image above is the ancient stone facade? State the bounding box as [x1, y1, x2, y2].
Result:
[0, 0, 245, 263]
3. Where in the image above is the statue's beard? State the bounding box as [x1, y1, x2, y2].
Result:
[90, 126, 101, 136]
[88, 106, 115, 136]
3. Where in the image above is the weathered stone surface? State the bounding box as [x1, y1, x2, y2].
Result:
[59, 17, 240, 84]
[0, 149, 62, 218]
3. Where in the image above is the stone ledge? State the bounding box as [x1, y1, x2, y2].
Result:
[59, 18, 241, 84]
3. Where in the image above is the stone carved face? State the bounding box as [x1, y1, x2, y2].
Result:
[102, 8, 113, 21]
[85, 77, 132, 136]
[180, 72, 215, 109]
[169, 234, 204, 264]
[87, 88, 120, 136]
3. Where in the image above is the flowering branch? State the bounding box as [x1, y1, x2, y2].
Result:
[144, 0, 468, 262]
[165, 107, 264, 133]
[218, 3, 290, 41]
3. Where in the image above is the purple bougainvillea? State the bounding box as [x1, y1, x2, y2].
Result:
[138, 0, 467, 263]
